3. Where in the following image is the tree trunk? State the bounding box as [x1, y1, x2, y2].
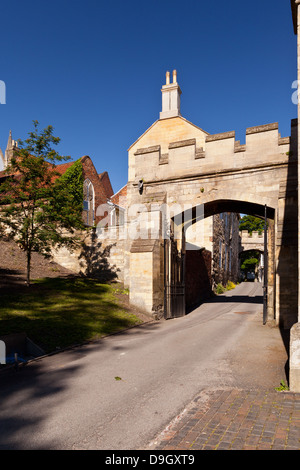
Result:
[26, 249, 31, 287]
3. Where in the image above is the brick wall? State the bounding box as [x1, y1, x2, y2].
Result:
[81, 156, 113, 225]
[99, 171, 114, 199]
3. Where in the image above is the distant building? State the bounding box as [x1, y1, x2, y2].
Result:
[0, 130, 18, 170]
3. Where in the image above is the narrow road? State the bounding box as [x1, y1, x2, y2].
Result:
[0, 282, 287, 450]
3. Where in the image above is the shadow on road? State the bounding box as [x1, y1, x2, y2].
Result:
[206, 294, 263, 305]
[186, 293, 263, 314]
[0, 319, 160, 450]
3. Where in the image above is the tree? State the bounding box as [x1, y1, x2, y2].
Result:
[0, 121, 85, 286]
[241, 257, 259, 272]
[240, 249, 260, 274]
[239, 215, 265, 234]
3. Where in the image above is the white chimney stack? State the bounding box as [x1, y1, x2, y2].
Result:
[160, 69, 182, 120]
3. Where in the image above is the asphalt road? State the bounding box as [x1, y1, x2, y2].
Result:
[0, 282, 288, 450]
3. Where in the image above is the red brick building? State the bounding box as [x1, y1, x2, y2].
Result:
[0, 140, 114, 228]
[79, 156, 113, 226]
[109, 184, 127, 226]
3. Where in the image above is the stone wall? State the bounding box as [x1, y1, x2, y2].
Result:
[185, 248, 212, 311]
[52, 227, 126, 283]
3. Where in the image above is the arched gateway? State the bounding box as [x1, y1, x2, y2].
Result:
[126, 72, 297, 329]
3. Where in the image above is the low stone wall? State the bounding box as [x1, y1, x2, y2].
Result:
[52, 227, 126, 283]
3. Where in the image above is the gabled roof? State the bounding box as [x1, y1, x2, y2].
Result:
[128, 116, 209, 151]
[55, 161, 75, 175]
[98, 171, 114, 199]
[111, 184, 127, 208]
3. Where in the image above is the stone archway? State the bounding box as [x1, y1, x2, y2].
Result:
[126, 74, 297, 330]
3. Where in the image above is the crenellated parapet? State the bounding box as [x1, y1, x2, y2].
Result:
[132, 117, 296, 183]
[240, 230, 264, 239]
[240, 230, 264, 253]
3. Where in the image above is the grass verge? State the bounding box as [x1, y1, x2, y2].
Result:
[0, 277, 144, 354]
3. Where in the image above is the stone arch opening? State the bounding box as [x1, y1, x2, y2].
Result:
[239, 248, 265, 283]
[166, 199, 275, 321]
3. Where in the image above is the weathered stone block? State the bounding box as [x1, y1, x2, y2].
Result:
[290, 322, 300, 392]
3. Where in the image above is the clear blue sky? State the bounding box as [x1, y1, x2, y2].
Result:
[0, 0, 297, 193]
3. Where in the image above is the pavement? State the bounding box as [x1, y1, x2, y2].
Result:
[146, 388, 300, 451]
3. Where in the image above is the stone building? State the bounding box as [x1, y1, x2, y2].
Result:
[108, 169, 241, 307]
[125, 66, 296, 330]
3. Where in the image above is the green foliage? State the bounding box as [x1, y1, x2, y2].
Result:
[241, 257, 258, 272]
[0, 121, 85, 285]
[240, 250, 260, 273]
[215, 283, 225, 294]
[112, 286, 129, 296]
[275, 380, 289, 392]
[226, 281, 236, 291]
[17, 120, 62, 163]
[215, 281, 237, 295]
[58, 158, 84, 207]
[239, 215, 265, 234]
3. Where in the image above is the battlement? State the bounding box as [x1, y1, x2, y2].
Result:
[240, 230, 264, 239]
[132, 118, 296, 182]
[205, 121, 293, 157]
[240, 230, 265, 253]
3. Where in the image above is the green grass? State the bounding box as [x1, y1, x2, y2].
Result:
[0, 277, 143, 354]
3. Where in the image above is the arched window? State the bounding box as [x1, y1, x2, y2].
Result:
[83, 179, 95, 226]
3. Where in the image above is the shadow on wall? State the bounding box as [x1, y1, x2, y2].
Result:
[185, 248, 212, 313]
[276, 119, 298, 330]
[79, 229, 119, 282]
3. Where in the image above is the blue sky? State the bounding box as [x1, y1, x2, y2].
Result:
[0, 0, 297, 193]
